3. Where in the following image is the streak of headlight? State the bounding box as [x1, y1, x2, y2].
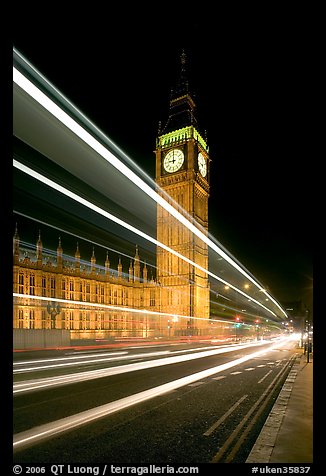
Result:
[13, 66, 287, 319]
[12, 293, 269, 328]
[13, 351, 127, 365]
[13, 339, 279, 394]
[12, 159, 276, 318]
[13, 351, 170, 373]
[14, 345, 227, 369]
[13, 339, 291, 449]
[14, 345, 234, 373]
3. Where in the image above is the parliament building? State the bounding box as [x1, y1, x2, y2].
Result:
[13, 52, 214, 341]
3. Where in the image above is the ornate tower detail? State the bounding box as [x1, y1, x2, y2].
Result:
[118, 257, 122, 278]
[91, 247, 96, 272]
[129, 260, 133, 283]
[36, 230, 42, 266]
[143, 261, 148, 282]
[155, 50, 210, 332]
[105, 251, 110, 275]
[57, 237, 63, 270]
[134, 245, 140, 282]
[75, 243, 80, 270]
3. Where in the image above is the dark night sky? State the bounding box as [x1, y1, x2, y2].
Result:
[12, 11, 313, 312]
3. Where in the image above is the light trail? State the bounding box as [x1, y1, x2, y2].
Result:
[12, 161, 277, 318]
[13, 338, 293, 450]
[13, 344, 231, 369]
[13, 343, 251, 374]
[12, 293, 270, 330]
[13, 64, 287, 319]
[13, 339, 280, 394]
[13, 350, 169, 373]
[13, 351, 127, 366]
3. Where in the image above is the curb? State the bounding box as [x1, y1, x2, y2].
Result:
[246, 353, 302, 463]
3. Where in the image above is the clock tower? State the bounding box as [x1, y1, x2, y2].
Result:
[155, 51, 210, 334]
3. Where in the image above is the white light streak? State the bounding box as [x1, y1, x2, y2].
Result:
[13, 351, 170, 373]
[17, 292, 260, 331]
[13, 66, 287, 318]
[13, 351, 127, 366]
[12, 160, 277, 318]
[13, 339, 292, 450]
[13, 340, 271, 394]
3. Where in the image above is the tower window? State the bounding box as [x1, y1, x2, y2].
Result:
[50, 277, 56, 298]
[42, 276, 46, 297]
[29, 310, 35, 329]
[29, 274, 35, 295]
[18, 273, 24, 294]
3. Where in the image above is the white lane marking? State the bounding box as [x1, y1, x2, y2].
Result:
[188, 382, 205, 387]
[257, 365, 266, 368]
[212, 376, 226, 381]
[203, 395, 248, 437]
[230, 371, 242, 375]
[244, 368, 255, 371]
[258, 369, 273, 384]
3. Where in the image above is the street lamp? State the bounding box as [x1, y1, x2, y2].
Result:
[47, 302, 61, 329]
[235, 315, 241, 342]
[167, 319, 171, 338]
[255, 319, 260, 340]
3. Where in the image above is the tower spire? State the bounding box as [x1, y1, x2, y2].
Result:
[161, 48, 198, 134]
[75, 242, 80, 270]
[36, 230, 42, 264]
[57, 236, 63, 269]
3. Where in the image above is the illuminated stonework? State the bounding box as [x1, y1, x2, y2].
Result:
[155, 130, 210, 335]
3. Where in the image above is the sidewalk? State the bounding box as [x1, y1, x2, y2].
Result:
[246, 348, 313, 463]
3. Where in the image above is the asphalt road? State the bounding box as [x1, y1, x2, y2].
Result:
[13, 336, 299, 464]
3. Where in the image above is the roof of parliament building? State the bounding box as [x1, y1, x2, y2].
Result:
[13, 227, 154, 284]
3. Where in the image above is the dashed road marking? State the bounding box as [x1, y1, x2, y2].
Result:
[188, 381, 205, 387]
[258, 369, 273, 384]
[230, 371, 242, 375]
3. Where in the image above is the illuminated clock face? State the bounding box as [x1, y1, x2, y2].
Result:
[163, 149, 184, 173]
[198, 152, 207, 177]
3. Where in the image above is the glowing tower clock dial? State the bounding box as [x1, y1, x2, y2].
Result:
[198, 152, 207, 177]
[163, 149, 184, 173]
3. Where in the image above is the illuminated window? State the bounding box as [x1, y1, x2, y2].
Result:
[29, 310, 35, 329]
[150, 289, 155, 307]
[18, 273, 24, 294]
[50, 277, 56, 298]
[61, 279, 66, 299]
[69, 312, 74, 330]
[41, 310, 46, 329]
[86, 312, 90, 330]
[100, 285, 104, 304]
[86, 283, 90, 302]
[29, 274, 35, 295]
[18, 309, 24, 329]
[41, 276, 46, 297]
[79, 312, 83, 330]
